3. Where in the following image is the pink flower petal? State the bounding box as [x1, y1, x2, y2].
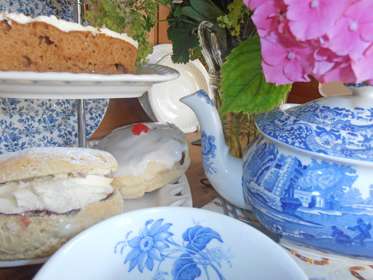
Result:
[360, 23, 373, 41]
[351, 46, 373, 82]
[327, 18, 369, 58]
[260, 35, 314, 84]
[262, 62, 292, 84]
[285, 0, 350, 40]
[252, 0, 287, 36]
[260, 36, 286, 66]
[284, 60, 310, 82]
[243, 0, 266, 10]
[318, 62, 357, 83]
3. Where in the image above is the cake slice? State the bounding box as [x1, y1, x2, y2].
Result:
[0, 13, 138, 74]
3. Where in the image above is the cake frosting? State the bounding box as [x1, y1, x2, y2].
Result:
[96, 123, 188, 177]
[0, 12, 138, 48]
[0, 174, 113, 214]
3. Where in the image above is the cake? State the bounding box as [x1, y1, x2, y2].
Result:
[96, 123, 191, 199]
[0, 147, 123, 260]
[0, 13, 138, 74]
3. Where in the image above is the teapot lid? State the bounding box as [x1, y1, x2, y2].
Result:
[255, 85, 373, 163]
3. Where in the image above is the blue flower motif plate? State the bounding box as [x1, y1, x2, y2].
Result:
[34, 207, 307, 280]
[0, 98, 108, 153]
[0, 0, 109, 153]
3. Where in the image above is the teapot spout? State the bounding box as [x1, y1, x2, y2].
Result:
[181, 90, 247, 209]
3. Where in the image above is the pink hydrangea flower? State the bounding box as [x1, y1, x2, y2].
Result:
[351, 45, 373, 82]
[308, 38, 357, 83]
[252, 0, 288, 37]
[260, 34, 314, 84]
[319, 61, 357, 83]
[284, 0, 350, 40]
[312, 47, 338, 79]
[243, 0, 266, 10]
[244, 0, 373, 83]
[327, 0, 373, 58]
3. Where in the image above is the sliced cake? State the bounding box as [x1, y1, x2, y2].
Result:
[0, 13, 138, 74]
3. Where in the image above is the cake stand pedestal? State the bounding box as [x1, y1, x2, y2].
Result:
[77, 99, 86, 147]
[75, 0, 85, 147]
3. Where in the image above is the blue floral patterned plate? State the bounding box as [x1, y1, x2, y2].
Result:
[35, 207, 307, 280]
[0, 0, 109, 153]
[0, 98, 108, 153]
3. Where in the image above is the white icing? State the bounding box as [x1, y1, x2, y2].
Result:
[0, 12, 138, 48]
[0, 174, 113, 214]
[96, 123, 188, 177]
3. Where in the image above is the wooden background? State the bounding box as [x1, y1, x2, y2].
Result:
[91, 6, 320, 140]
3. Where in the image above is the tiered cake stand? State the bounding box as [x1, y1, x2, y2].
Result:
[0, 64, 179, 147]
[0, 64, 197, 268]
[0, 2, 194, 268]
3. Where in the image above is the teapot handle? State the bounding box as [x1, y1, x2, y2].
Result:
[198, 21, 229, 107]
[198, 21, 228, 75]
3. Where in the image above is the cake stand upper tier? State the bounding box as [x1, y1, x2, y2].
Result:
[0, 63, 179, 147]
[0, 64, 179, 99]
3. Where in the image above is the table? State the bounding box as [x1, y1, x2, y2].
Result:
[0, 133, 216, 279]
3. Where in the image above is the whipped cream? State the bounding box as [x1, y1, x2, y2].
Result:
[0, 174, 113, 214]
[97, 123, 188, 177]
[0, 12, 138, 48]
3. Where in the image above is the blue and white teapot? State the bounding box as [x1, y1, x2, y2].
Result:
[182, 85, 373, 259]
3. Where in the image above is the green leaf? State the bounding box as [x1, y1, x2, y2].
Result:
[85, 0, 160, 64]
[168, 19, 200, 64]
[217, 0, 249, 37]
[180, 6, 206, 22]
[221, 36, 292, 114]
[189, 0, 224, 20]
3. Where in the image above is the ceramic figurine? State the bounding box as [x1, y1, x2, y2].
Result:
[182, 84, 373, 259]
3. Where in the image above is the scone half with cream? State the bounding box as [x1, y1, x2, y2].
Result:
[0, 147, 123, 260]
[96, 123, 191, 199]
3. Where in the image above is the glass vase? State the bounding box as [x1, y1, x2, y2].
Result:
[198, 21, 258, 158]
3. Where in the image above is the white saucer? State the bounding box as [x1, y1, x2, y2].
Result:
[147, 44, 212, 133]
[35, 207, 306, 280]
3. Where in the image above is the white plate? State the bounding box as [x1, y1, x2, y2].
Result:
[35, 207, 307, 280]
[0, 175, 192, 268]
[0, 64, 179, 99]
[147, 44, 212, 133]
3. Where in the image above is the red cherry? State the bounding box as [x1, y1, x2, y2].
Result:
[131, 123, 150, 135]
[19, 215, 31, 230]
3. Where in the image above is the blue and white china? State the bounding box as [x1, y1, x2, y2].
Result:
[0, 0, 74, 18]
[0, 0, 109, 153]
[0, 99, 108, 153]
[34, 207, 306, 280]
[181, 85, 373, 259]
[146, 44, 212, 133]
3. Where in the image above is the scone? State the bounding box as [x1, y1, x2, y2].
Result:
[96, 123, 191, 199]
[0, 13, 138, 74]
[0, 147, 123, 260]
